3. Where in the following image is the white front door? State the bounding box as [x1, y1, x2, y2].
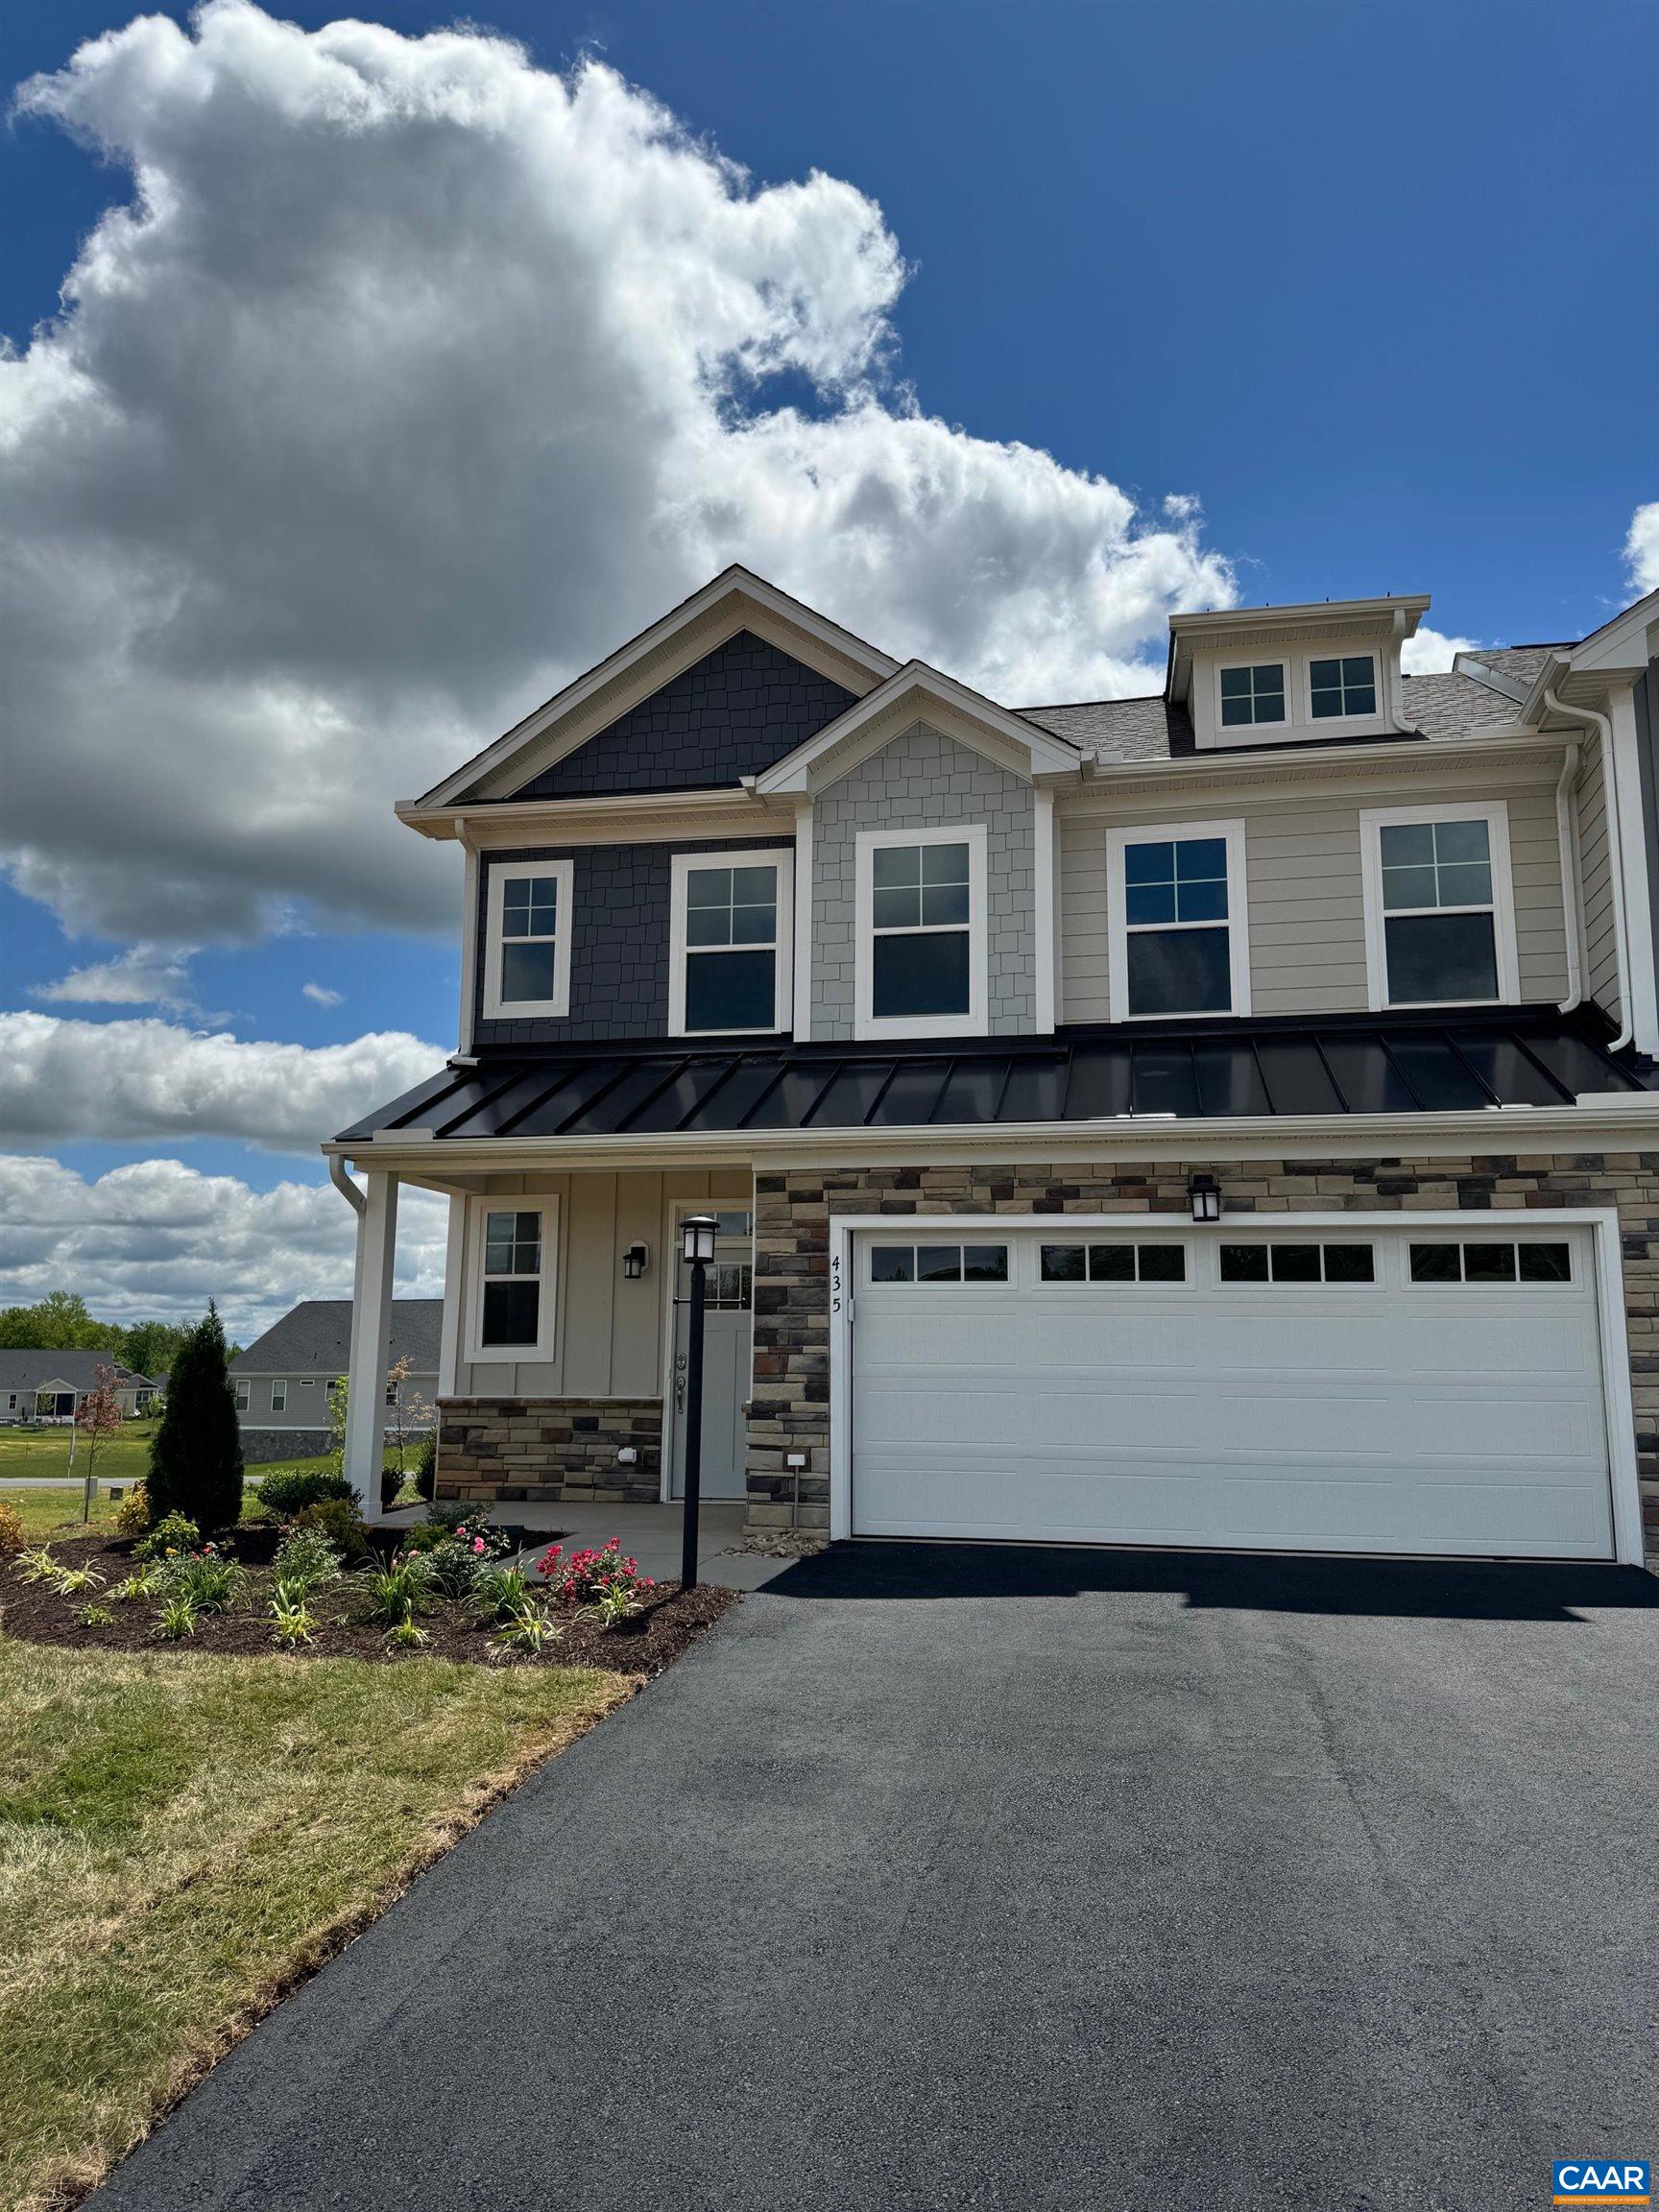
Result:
[668, 1210, 754, 1501]
[850, 1222, 1615, 1559]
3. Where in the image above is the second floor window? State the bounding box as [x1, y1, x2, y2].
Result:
[1310, 655, 1377, 719]
[1218, 662, 1286, 727]
[855, 826, 988, 1039]
[1107, 823, 1249, 1019]
[669, 848, 793, 1035]
[484, 857, 573, 1019]
[1362, 805, 1516, 1008]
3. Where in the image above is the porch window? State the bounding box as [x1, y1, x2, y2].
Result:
[669, 848, 793, 1035]
[470, 1199, 558, 1358]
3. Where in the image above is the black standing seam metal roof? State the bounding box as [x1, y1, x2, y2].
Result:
[337, 1011, 1655, 1145]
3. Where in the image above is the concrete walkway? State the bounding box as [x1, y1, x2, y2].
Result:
[88, 1542, 1659, 2212]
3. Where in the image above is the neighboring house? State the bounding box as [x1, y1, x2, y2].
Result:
[327, 565, 1659, 1571]
[228, 1298, 442, 1463]
[0, 1351, 157, 1424]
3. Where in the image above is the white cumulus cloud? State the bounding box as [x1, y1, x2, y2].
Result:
[1402, 626, 1481, 676]
[1626, 502, 1659, 597]
[0, 1150, 447, 1340]
[0, 1012, 445, 1153]
[301, 981, 344, 1008]
[2, 1, 1231, 948]
[31, 942, 198, 1013]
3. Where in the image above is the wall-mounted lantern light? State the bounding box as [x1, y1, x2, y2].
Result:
[1189, 1174, 1222, 1224]
[622, 1240, 650, 1281]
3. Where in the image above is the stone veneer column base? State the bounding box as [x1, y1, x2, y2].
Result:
[436, 1397, 662, 1506]
[747, 1154, 1659, 1566]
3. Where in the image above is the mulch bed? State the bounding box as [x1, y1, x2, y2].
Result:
[1, 1530, 737, 1677]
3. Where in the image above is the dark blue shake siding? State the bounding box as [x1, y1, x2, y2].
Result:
[472, 841, 791, 1046]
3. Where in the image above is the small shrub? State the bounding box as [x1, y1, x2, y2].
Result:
[359, 1554, 431, 1626]
[79, 1603, 117, 1628]
[134, 1510, 200, 1561]
[384, 1616, 428, 1651]
[469, 1564, 532, 1624]
[12, 1546, 59, 1585]
[113, 1482, 152, 1538]
[153, 1594, 198, 1641]
[158, 1546, 244, 1614]
[257, 1467, 353, 1520]
[422, 1525, 508, 1600]
[420, 1500, 473, 1535]
[272, 1526, 344, 1594]
[380, 1461, 407, 1515]
[292, 1497, 369, 1562]
[414, 1431, 438, 1502]
[270, 1592, 318, 1647]
[540, 1537, 657, 1611]
[147, 1305, 242, 1530]
[0, 1501, 23, 1560]
[490, 1602, 562, 1658]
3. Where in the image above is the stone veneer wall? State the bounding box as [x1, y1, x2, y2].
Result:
[240, 1427, 332, 1466]
[436, 1397, 662, 1505]
[747, 1153, 1659, 1564]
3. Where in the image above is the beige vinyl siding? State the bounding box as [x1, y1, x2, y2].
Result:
[1575, 746, 1621, 1022]
[454, 1166, 750, 1400]
[1059, 770, 1570, 1021]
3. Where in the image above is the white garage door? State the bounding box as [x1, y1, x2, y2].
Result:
[850, 1223, 1614, 1558]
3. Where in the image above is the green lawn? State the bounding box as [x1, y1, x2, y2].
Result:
[0, 1637, 627, 2212]
[0, 1421, 335, 1487]
[3, 1489, 126, 1542]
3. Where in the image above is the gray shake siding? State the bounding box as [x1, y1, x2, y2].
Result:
[809, 721, 1036, 1037]
[473, 839, 790, 1047]
[1576, 747, 1621, 1023]
[1634, 657, 1659, 1021]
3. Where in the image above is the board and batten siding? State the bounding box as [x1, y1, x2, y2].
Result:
[1575, 745, 1621, 1024]
[1058, 771, 1571, 1022]
[453, 1166, 751, 1401]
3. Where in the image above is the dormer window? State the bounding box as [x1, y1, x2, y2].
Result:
[483, 857, 573, 1019]
[1310, 655, 1378, 719]
[1218, 663, 1286, 727]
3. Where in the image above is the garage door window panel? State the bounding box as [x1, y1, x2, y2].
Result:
[1220, 1243, 1376, 1284]
[1040, 1243, 1187, 1284]
[1361, 805, 1518, 1011]
[870, 1241, 1008, 1285]
[1108, 823, 1249, 1021]
[1410, 1240, 1572, 1286]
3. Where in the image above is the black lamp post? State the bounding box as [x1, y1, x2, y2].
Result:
[678, 1214, 718, 1591]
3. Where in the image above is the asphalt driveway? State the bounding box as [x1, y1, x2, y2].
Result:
[94, 1546, 1659, 2212]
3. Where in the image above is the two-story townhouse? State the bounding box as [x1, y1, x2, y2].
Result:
[329, 567, 1659, 1571]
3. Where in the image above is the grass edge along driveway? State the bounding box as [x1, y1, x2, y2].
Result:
[0, 1636, 630, 2212]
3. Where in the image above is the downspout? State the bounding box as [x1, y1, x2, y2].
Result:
[328, 1154, 366, 1215]
[1553, 738, 1583, 1013]
[1545, 687, 1631, 1050]
[1383, 609, 1415, 735]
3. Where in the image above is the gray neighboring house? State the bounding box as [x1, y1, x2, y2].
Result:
[0, 1351, 158, 1425]
[229, 1299, 441, 1464]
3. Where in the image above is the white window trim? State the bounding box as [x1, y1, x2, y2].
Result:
[1359, 801, 1520, 1012]
[482, 856, 574, 1020]
[467, 1194, 560, 1361]
[1306, 648, 1381, 726]
[667, 847, 795, 1038]
[1105, 819, 1251, 1021]
[854, 823, 989, 1042]
[1214, 660, 1288, 733]
[233, 1380, 251, 1413]
[271, 1381, 287, 1413]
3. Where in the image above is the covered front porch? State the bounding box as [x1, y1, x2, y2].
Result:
[382, 1493, 807, 1591]
[327, 1154, 777, 1529]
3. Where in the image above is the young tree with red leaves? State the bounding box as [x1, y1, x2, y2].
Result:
[75, 1363, 126, 1525]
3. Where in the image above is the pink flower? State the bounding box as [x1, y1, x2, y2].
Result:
[472, 1536, 486, 1553]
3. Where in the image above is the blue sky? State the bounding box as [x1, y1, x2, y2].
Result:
[1, 0, 1653, 1329]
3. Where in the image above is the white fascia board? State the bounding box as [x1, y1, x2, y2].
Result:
[408, 566, 898, 812]
[327, 1098, 1659, 1179]
[397, 787, 793, 846]
[1563, 587, 1659, 675]
[754, 661, 1083, 795]
[1068, 728, 1550, 804]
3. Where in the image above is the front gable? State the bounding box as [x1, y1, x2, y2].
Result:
[509, 631, 856, 801]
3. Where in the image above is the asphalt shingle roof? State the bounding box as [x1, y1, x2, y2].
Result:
[0, 1351, 152, 1392]
[1457, 644, 1574, 691]
[231, 1300, 444, 1377]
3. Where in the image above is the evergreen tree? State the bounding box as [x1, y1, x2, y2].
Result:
[147, 1304, 244, 1530]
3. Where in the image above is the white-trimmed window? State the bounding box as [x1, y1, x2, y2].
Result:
[1218, 662, 1286, 728]
[483, 858, 573, 1020]
[469, 1198, 559, 1358]
[233, 1379, 251, 1414]
[668, 848, 793, 1036]
[854, 825, 988, 1039]
[1106, 820, 1250, 1019]
[271, 1380, 287, 1413]
[1310, 654, 1378, 720]
[1360, 803, 1518, 1009]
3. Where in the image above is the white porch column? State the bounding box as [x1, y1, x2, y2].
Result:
[344, 1170, 398, 1522]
